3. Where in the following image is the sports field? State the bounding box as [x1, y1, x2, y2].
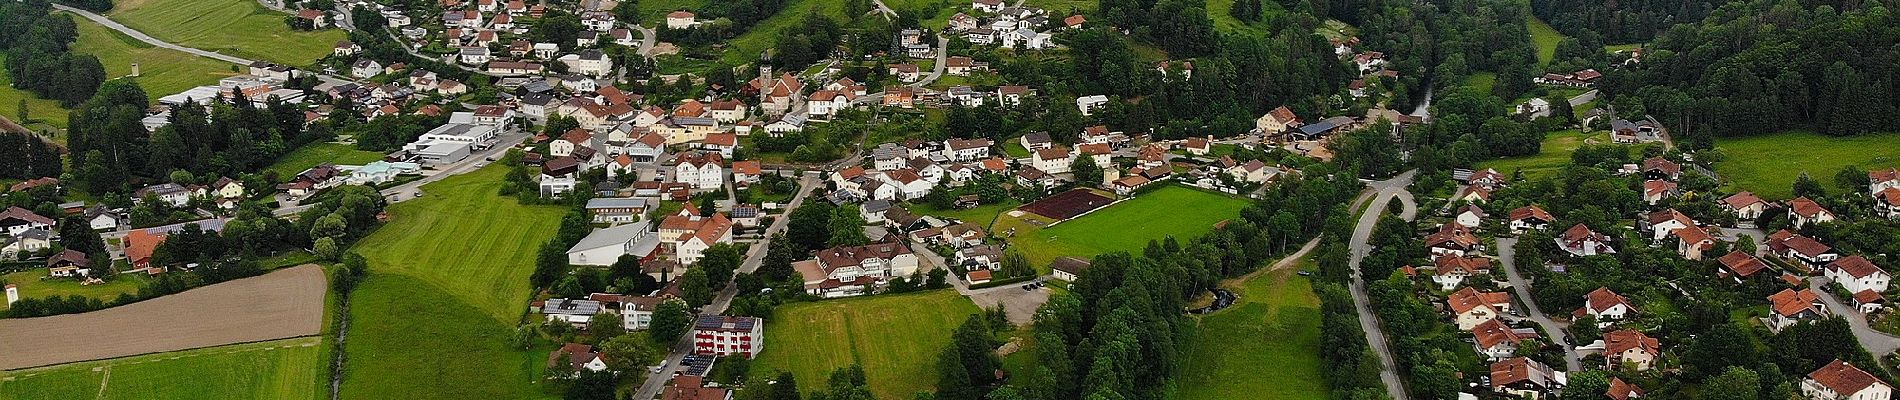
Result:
[753, 290, 981, 400]
[997, 185, 1251, 267]
[1176, 264, 1328, 400]
[267, 143, 389, 179]
[0, 337, 324, 400]
[1714, 131, 1900, 199]
[108, 0, 346, 65]
[1528, 15, 1563, 66]
[339, 166, 567, 400]
[71, 16, 238, 104]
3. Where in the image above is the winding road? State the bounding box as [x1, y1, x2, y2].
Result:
[910, 35, 951, 87]
[1809, 278, 1900, 357]
[1346, 170, 1417, 400]
[1496, 237, 1583, 371]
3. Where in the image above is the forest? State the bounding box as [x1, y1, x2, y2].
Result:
[1, 0, 107, 107]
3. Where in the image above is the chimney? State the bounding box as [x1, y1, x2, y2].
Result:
[5, 284, 17, 305]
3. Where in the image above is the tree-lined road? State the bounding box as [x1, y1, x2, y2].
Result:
[1496, 237, 1582, 371]
[1346, 170, 1417, 400]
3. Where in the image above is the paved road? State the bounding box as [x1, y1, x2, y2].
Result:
[1809, 278, 1900, 357]
[910, 35, 951, 87]
[272, 129, 531, 216]
[633, 24, 657, 57]
[1346, 170, 1417, 400]
[631, 172, 821, 400]
[1496, 237, 1582, 371]
[869, 0, 898, 18]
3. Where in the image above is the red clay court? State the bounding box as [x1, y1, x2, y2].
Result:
[1020, 189, 1115, 220]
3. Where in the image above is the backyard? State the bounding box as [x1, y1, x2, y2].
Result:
[1176, 263, 1329, 400]
[0, 337, 325, 400]
[108, 0, 347, 64]
[753, 290, 981, 400]
[267, 142, 389, 179]
[996, 185, 1251, 267]
[0, 269, 143, 312]
[1714, 131, 1900, 199]
[339, 165, 567, 400]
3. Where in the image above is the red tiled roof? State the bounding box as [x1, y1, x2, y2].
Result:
[1603, 329, 1660, 358]
[1790, 196, 1832, 219]
[1767, 288, 1823, 318]
[1723, 191, 1767, 209]
[1717, 251, 1767, 277]
[1583, 287, 1630, 313]
[1607, 378, 1644, 400]
[1828, 256, 1886, 279]
[1509, 205, 1553, 223]
[1809, 360, 1887, 396]
[1447, 287, 1511, 314]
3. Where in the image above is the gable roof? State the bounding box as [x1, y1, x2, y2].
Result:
[1583, 287, 1631, 313]
[0, 206, 54, 226]
[1723, 191, 1767, 209]
[1827, 256, 1886, 279]
[1809, 359, 1888, 395]
[1768, 288, 1824, 318]
[1717, 251, 1767, 277]
[1471, 318, 1529, 348]
[1603, 329, 1661, 357]
[1508, 205, 1553, 222]
[1607, 378, 1644, 400]
[1641, 156, 1680, 175]
[1490, 357, 1558, 389]
[1789, 196, 1832, 219]
[1446, 287, 1511, 314]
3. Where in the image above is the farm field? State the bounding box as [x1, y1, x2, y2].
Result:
[1527, 15, 1563, 66]
[70, 16, 237, 104]
[0, 337, 325, 400]
[267, 142, 388, 179]
[1176, 263, 1328, 400]
[997, 185, 1251, 267]
[107, 0, 346, 65]
[0, 264, 326, 370]
[339, 165, 567, 400]
[719, 0, 848, 65]
[753, 290, 981, 400]
[1714, 131, 1900, 199]
[0, 269, 143, 312]
[1475, 129, 1608, 179]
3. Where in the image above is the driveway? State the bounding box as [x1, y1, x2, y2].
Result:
[1346, 170, 1417, 400]
[1496, 237, 1583, 371]
[1809, 278, 1900, 357]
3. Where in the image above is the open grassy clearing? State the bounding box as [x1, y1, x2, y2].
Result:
[1463, 72, 1497, 95]
[340, 165, 566, 400]
[0, 269, 143, 312]
[1176, 262, 1328, 400]
[1024, 0, 1097, 13]
[1527, 15, 1563, 66]
[266, 142, 388, 179]
[0, 54, 71, 130]
[1475, 129, 1607, 180]
[1713, 131, 1900, 199]
[719, 0, 848, 65]
[108, 0, 346, 65]
[997, 185, 1251, 267]
[1209, 0, 1284, 36]
[754, 290, 981, 400]
[70, 15, 238, 103]
[1604, 43, 1643, 53]
[910, 200, 1021, 229]
[636, 0, 705, 25]
[0, 336, 324, 400]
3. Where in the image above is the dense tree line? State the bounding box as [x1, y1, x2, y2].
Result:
[1, 1, 106, 107]
[0, 131, 62, 180]
[54, 0, 112, 12]
[1530, 0, 1715, 44]
[1098, 0, 1221, 57]
[66, 79, 320, 195]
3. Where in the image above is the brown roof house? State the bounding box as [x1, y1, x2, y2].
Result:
[1766, 288, 1828, 332]
[1448, 287, 1514, 330]
[1602, 329, 1661, 371]
[1803, 360, 1892, 400]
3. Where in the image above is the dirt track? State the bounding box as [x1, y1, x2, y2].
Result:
[0, 264, 327, 370]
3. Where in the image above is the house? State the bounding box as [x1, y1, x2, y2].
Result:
[692, 315, 763, 358]
[1643, 180, 1678, 205]
[1825, 256, 1890, 295]
[954, 245, 1004, 271]
[1063, 14, 1085, 29]
[1471, 319, 1534, 360]
[1431, 255, 1493, 290]
[794, 259, 877, 298]
[542, 298, 603, 327]
[945, 56, 985, 76]
[698, 133, 739, 158]
[971, 0, 1003, 12]
[1033, 147, 1074, 174]
[1856, 290, 1886, 314]
[1019, 132, 1053, 151]
[1181, 137, 1211, 155]
[1051, 257, 1090, 281]
[889, 63, 921, 82]
[1256, 106, 1302, 134]
[296, 8, 329, 28]
[946, 138, 993, 161]
[1424, 223, 1482, 256]
[1454, 204, 1485, 228]
[732, 161, 763, 185]
[1076, 143, 1112, 170]
[1671, 225, 1717, 261]
[1877, 188, 1900, 219]
[1575, 287, 1633, 323]
[1767, 288, 1828, 331]
[708, 100, 747, 123]
[1716, 251, 1769, 281]
[86, 207, 120, 231]
[663, 376, 732, 400]
[1447, 287, 1513, 330]
[620, 296, 666, 331]
[1722, 191, 1772, 220]
[665, 10, 697, 29]
[1608, 378, 1645, 400]
[1075, 95, 1109, 116]
[547, 343, 609, 374]
[1556, 224, 1615, 257]
[1491, 357, 1564, 398]
[0, 207, 55, 237]
[1508, 205, 1554, 233]
[1601, 330, 1661, 371]
[1768, 229, 1839, 266]
[1789, 196, 1837, 228]
[1226, 160, 1279, 184]
[1610, 118, 1667, 143]
[45, 249, 91, 278]
[813, 242, 920, 281]
[2, 229, 51, 259]
[1803, 360, 1892, 400]
[1641, 157, 1681, 181]
[586, 198, 652, 223]
[333, 41, 360, 56]
[134, 183, 196, 207]
[671, 152, 726, 190]
[659, 212, 732, 264]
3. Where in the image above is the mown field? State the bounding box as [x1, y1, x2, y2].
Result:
[1175, 263, 1328, 400]
[0, 54, 70, 130]
[753, 290, 981, 400]
[266, 142, 388, 179]
[1527, 15, 1563, 66]
[997, 185, 1251, 267]
[108, 0, 346, 65]
[1475, 129, 1607, 180]
[0, 269, 143, 312]
[0, 336, 325, 400]
[339, 166, 567, 400]
[71, 16, 237, 103]
[1714, 131, 1900, 199]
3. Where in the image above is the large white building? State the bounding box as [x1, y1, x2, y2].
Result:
[564, 221, 661, 266]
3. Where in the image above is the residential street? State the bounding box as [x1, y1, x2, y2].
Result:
[630, 172, 821, 400]
[910, 36, 952, 87]
[1495, 237, 1582, 372]
[1346, 170, 1417, 400]
[1808, 278, 1900, 357]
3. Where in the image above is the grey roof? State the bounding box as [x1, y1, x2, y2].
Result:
[543, 298, 602, 315]
[862, 199, 894, 214]
[694, 315, 759, 332]
[872, 143, 907, 160]
[566, 221, 654, 253]
[143, 218, 230, 235]
[585, 197, 651, 210]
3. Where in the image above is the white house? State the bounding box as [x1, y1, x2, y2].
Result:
[665, 11, 697, 29]
[548, 342, 610, 374]
[1448, 287, 1513, 330]
[1075, 95, 1109, 116]
[1556, 224, 1615, 257]
[0, 207, 55, 237]
[1825, 256, 1891, 295]
[1576, 287, 1633, 324]
[1032, 147, 1073, 174]
[1803, 360, 1892, 400]
[671, 152, 726, 190]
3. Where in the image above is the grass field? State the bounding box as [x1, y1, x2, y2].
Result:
[1209, 0, 1283, 36]
[998, 185, 1251, 267]
[267, 142, 388, 179]
[1714, 131, 1900, 199]
[1604, 43, 1643, 53]
[0, 54, 71, 130]
[339, 166, 567, 400]
[71, 16, 238, 103]
[0, 270, 143, 312]
[1527, 15, 1563, 66]
[1025, 0, 1098, 13]
[719, 0, 848, 65]
[1176, 263, 1328, 400]
[637, 0, 704, 25]
[108, 0, 347, 65]
[0, 337, 324, 400]
[910, 200, 1020, 229]
[753, 290, 981, 400]
[1475, 129, 1607, 180]
[1463, 72, 1497, 95]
